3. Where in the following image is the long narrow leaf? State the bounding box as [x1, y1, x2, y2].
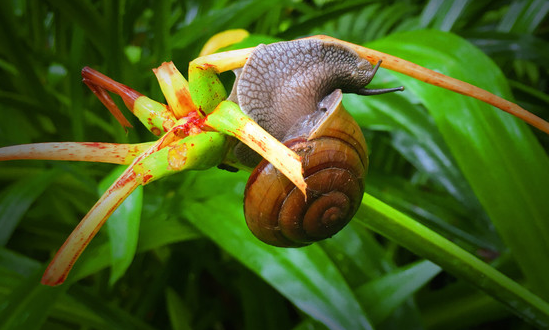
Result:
[366, 29, 549, 299]
[0, 269, 68, 330]
[357, 193, 549, 328]
[0, 169, 58, 246]
[357, 260, 441, 325]
[182, 170, 373, 330]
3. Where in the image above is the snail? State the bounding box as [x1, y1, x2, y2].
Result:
[229, 39, 403, 247]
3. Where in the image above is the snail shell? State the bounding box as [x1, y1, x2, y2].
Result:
[230, 39, 396, 247]
[243, 89, 367, 247]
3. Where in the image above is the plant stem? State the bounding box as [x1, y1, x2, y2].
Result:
[357, 193, 549, 328]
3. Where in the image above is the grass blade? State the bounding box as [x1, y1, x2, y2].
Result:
[368, 29, 549, 299]
[357, 260, 441, 325]
[0, 269, 68, 330]
[357, 193, 549, 328]
[0, 169, 58, 246]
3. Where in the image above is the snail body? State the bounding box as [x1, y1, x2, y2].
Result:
[230, 39, 402, 247]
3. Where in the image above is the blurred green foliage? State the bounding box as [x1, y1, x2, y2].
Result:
[0, 0, 548, 329]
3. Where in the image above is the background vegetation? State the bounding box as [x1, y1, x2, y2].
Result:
[1, 0, 548, 329]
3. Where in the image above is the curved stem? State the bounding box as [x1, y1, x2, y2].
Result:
[41, 130, 180, 285]
[190, 47, 254, 73]
[199, 29, 249, 56]
[191, 35, 549, 134]
[0, 142, 153, 164]
[205, 101, 306, 196]
[308, 35, 549, 135]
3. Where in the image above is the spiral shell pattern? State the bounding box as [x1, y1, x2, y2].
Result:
[244, 98, 367, 247]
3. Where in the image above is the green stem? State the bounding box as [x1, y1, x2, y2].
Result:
[135, 132, 229, 184]
[205, 100, 306, 195]
[356, 193, 549, 328]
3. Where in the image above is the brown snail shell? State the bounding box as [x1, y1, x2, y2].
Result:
[244, 89, 367, 247]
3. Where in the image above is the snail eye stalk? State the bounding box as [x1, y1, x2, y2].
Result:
[357, 85, 405, 96]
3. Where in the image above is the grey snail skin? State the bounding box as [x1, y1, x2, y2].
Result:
[229, 39, 403, 247]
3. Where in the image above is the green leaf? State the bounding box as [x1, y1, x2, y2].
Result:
[419, 0, 469, 31]
[357, 260, 441, 325]
[137, 215, 201, 252]
[346, 87, 479, 210]
[66, 285, 156, 330]
[172, 1, 286, 51]
[345, 80, 500, 248]
[365, 174, 497, 253]
[98, 166, 143, 286]
[237, 269, 293, 330]
[181, 169, 374, 330]
[421, 281, 511, 329]
[497, 0, 549, 33]
[0, 268, 67, 330]
[0, 169, 58, 246]
[357, 193, 549, 328]
[320, 222, 391, 282]
[49, 291, 115, 330]
[45, 0, 107, 56]
[0, 247, 41, 277]
[165, 287, 192, 330]
[366, 29, 549, 299]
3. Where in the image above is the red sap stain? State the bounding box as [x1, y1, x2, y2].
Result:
[175, 111, 205, 137]
[143, 174, 153, 184]
[175, 87, 198, 113]
[112, 171, 137, 189]
[82, 142, 108, 149]
[151, 127, 161, 136]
